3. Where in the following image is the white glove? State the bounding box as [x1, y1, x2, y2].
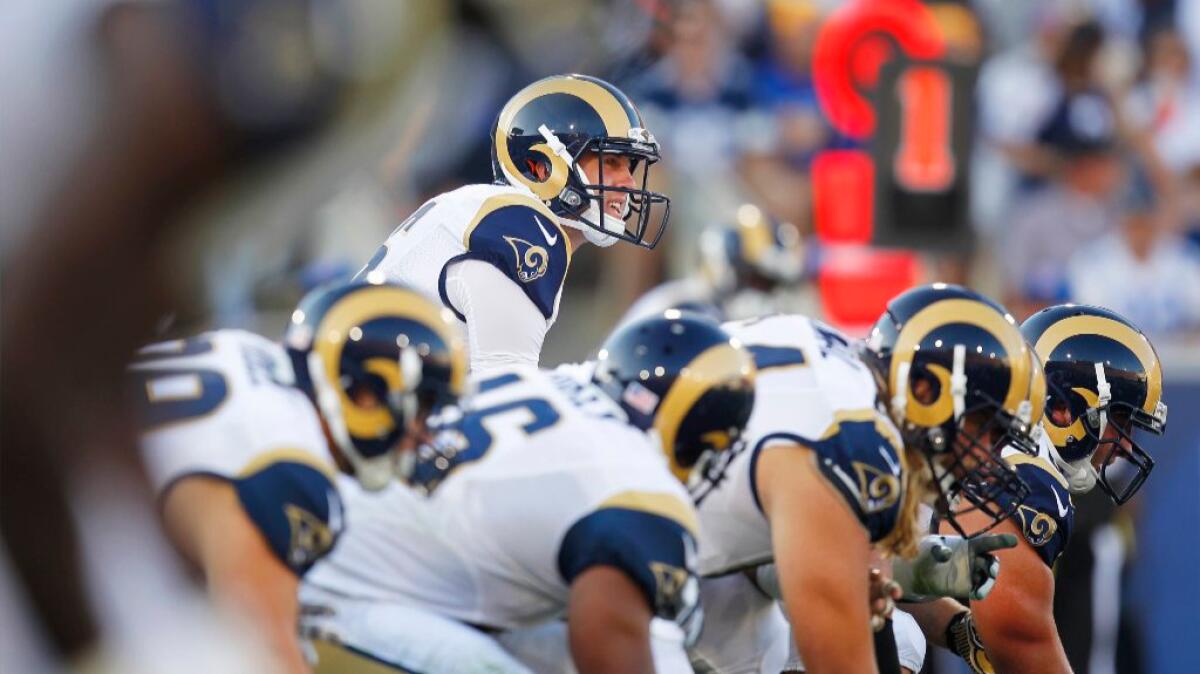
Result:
[891, 533, 1017, 601]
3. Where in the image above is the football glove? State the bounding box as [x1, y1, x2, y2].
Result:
[891, 533, 1017, 601]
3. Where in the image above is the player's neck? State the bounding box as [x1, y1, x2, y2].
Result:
[566, 227, 588, 249]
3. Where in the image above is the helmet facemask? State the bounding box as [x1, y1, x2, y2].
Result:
[1046, 366, 1164, 504]
[535, 125, 670, 249]
[891, 346, 1034, 538]
[918, 400, 1032, 538]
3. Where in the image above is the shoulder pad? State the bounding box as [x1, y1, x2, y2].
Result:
[752, 410, 906, 543]
[453, 193, 571, 320]
[233, 451, 343, 576]
[558, 492, 702, 643]
[1000, 454, 1074, 567]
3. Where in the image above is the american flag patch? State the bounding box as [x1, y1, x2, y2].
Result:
[622, 381, 660, 416]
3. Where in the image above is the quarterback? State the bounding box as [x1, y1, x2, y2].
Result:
[357, 73, 669, 371]
[130, 281, 465, 673]
[299, 314, 756, 674]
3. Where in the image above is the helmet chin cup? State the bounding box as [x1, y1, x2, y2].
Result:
[352, 453, 396, 492]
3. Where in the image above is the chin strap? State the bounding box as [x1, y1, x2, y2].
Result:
[1045, 433, 1098, 494]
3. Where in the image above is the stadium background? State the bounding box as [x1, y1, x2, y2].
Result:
[3, 1, 1198, 673]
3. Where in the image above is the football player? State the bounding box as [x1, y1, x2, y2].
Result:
[687, 284, 1039, 674]
[619, 203, 808, 326]
[906, 304, 1167, 674]
[298, 313, 756, 674]
[130, 281, 466, 673]
[357, 74, 670, 372]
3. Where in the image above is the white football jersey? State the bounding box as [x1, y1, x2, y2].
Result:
[357, 183, 573, 329]
[305, 365, 701, 634]
[131, 329, 343, 574]
[693, 314, 906, 576]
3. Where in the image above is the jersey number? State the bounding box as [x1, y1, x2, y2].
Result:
[130, 335, 229, 430]
[356, 200, 438, 279]
[410, 374, 559, 493]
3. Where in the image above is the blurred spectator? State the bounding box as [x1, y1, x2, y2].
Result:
[739, 0, 827, 231]
[1002, 91, 1124, 316]
[1125, 22, 1200, 173]
[970, 6, 1069, 237]
[622, 0, 770, 277]
[1067, 171, 1200, 337]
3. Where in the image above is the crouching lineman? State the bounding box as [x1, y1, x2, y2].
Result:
[129, 281, 466, 673]
[297, 313, 756, 673]
[688, 284, 1041, 674]
[358, 73, 670, 371]
[905, 304, 1167, 674]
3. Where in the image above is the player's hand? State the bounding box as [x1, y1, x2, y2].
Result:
[891, 533, 1018, 601]
[868, 567, 902, 632]
[946, 610, 995, 674]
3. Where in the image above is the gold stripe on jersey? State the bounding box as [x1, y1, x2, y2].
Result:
[237, 447, 335, 480]
[598, 490, 699, 536]
[312, 639, 418, 674]
[818, 408, 905, 451]
[460, 193, 573, 262]
[653, 342, 757, 482]
[889, 299, 1031, 427]
[1032, 314, 1163, 415]
[1004, 452, 1069, 489]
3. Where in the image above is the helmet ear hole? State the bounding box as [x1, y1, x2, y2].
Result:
[525, 155, 552, 182]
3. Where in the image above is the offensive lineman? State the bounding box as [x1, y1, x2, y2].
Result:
[357, 73, 670, 371]
[906, 303, 1167, 674]
[688, 284, 1040, 674]
[130, 281, 466, 673]
[298, 313, 757, 673]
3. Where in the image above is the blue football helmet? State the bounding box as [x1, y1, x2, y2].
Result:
[592, 312, 757, 482]
[861, 284, 1037, 537]
[286, 281, 467, 490]
[491, 74, 669, 249]
[1021, 304, 1165, 504]
[699, 203, 806, 296]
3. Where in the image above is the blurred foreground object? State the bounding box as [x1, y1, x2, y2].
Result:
[0, 0, 416, 669]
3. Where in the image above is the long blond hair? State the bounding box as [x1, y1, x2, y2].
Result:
[876, 445, 936, 559]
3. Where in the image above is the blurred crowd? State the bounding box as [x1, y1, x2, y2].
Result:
[2, 1, 1199, 673]
[130, 0, 1200, 360]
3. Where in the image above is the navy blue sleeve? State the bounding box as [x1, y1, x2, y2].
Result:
[457, 204, 570, 319]
[558, 507, 701, 631]
[999, 459, 1074, 567]
[752, 414, 906, 543]
[234, 460, 344, 576]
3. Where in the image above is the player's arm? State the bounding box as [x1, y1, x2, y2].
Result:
[162, 477, 310, 674]
[558, 496, 701, 674]
[757, 443, 878, 674]
[568, 566, 655, 674]
[950, 510, 1072, 674]
[444, 260, 547, 371]
[442, 197, 571, 371]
